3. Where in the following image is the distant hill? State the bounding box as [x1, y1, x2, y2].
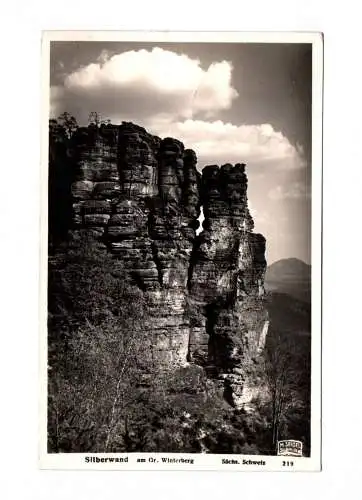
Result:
[266, 258, 311, 283]
[265, 258, 311, 303]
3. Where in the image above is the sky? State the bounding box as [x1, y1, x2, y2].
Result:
[50, 41, 312, 265]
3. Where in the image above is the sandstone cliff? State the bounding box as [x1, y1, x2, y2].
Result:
[62, 122, 268, 409]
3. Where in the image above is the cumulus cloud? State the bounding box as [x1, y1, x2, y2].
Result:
[151, 119, 306, 170]
[51, 47, 238, 124]
[268, 181, 311, 201]
[50, 47, 306, 172]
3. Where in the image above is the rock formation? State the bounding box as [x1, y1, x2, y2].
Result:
[65, 121, 268, 408]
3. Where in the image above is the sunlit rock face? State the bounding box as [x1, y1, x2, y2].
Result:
[68, 122, 268, 408]
[187, 163, 268, 407]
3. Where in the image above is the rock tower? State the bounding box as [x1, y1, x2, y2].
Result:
[66, 122, 268, 408]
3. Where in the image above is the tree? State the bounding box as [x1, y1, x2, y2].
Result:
[263, 332, 309, 453]
[57, 112, 78, 138]
[48, 113, 79, 245]
[47, 233, 151, 452]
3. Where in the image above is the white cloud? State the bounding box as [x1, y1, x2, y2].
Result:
[51, 47, 306, 172]
[268, 181, 311, 201]
[150, 119, 306, 170]
[51, 47, 238, 123]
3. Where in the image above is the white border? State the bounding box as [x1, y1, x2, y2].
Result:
[39, 30, 323, 472]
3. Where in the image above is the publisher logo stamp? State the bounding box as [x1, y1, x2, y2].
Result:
[277, 440, 303, 457]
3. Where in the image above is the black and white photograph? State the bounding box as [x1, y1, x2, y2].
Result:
[40, 31, 322, 471]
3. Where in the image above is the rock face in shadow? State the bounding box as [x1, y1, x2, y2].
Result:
[66, 122, 268, 408]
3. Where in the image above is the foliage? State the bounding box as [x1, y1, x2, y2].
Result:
[48, 232, 149, 452]
[48, 114, 79, 245]
[49, 112, 78, 142]
[48, 235, 310, 454]
[47, 234, 273, 454]
[258, 327, 311, 456]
